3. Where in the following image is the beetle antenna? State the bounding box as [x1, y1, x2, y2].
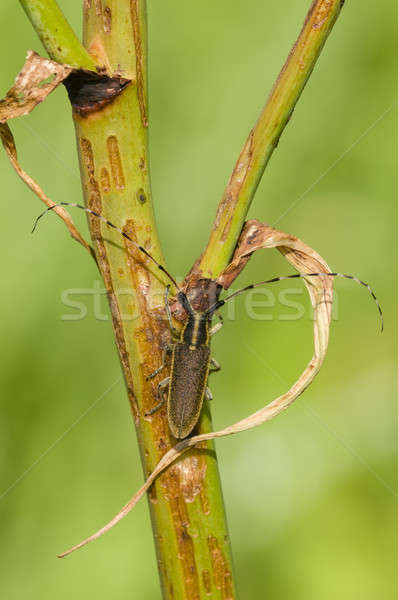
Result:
[32, 202, 182, 292]
[207, 272, 383, 332]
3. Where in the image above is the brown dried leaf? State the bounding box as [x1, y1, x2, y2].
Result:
[0, 50, 72, 123]
[1, 123, 94, 257]
[58, 220, 334, 557]
[0, 52, 94, 257]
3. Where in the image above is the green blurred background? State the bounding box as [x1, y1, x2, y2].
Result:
[1, 1, 397, 598]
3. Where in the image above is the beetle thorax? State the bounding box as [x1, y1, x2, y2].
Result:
[181, 313, 210, 349]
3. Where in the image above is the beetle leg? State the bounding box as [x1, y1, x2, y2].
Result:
[146, 363, 164, 381]
[205, 387, 213, 401]
[209, 311, 224, 336]
[209, 357, 221, 374]
[145, 377, 170, 416]
[146, 346, 172, 380]
[164, 285, 180, 338]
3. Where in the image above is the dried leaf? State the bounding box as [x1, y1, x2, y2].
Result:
[58, 220, 333, 557]
[0, 51, 94, 257]
[0, 50, 72, 123]
[0, 123, 94, 257]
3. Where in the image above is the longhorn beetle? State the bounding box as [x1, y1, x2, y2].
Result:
[32, 203, 383, 439]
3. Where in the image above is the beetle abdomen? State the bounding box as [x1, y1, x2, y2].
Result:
[168, 343, 211, 439]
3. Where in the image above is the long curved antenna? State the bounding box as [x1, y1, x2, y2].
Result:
[207, 272, 383, 332]
[32, 202, 181, 292]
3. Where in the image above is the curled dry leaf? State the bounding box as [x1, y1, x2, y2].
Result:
[0, 51, 94, 257]
[58, 220, 333, 557]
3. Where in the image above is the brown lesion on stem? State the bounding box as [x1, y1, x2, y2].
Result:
[64, 70, 131, 117]
[202, 569, 212, 595]
[100, 166, 111, 193]
[312, 0, 338, 29]
[199, 481, 211, 517]
[106, 135, 126, 189]
[208, 536, 234, 600]
[80, 138, 100, 205]
[163, 465, 201, 599]
[94, 0, 102, 17]
[103, 6, 112, 34]
[177, 451, 208, 503]
[130, 0, 148, 127]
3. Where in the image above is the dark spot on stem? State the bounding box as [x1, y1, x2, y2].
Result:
[64, 70, 130, 117]
[137, 188, 146, 204]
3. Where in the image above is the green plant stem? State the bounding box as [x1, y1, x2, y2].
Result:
[19, 0, 97, 68]
[72, 2, 235, 598]
[198, 0, 345, 279]
[19, 0, 346, 597]
[20, 0, 236, 595]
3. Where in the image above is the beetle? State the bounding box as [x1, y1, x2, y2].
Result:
[145, 285, 223, 438]
[32, 202, 383, 439]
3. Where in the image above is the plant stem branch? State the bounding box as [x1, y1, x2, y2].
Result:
[70, 2, 236, 598]
[198, 0, 345, 279]
[19, 0, 97, 69]
[18, 1, 347, 597]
